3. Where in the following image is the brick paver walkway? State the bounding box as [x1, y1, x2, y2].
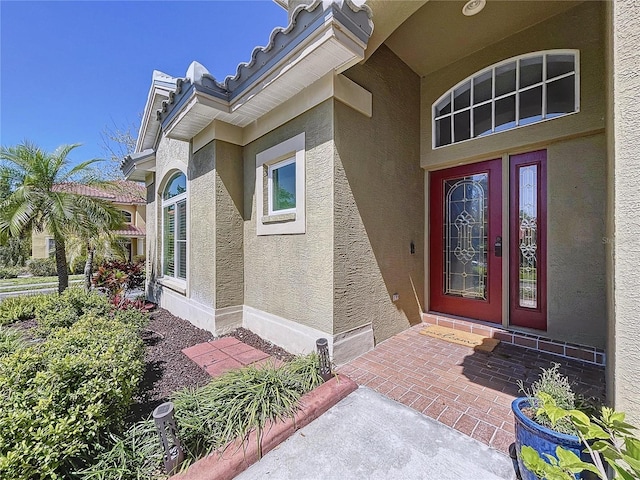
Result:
[182, 337, 281, 377]
[338, 323, 605, 454]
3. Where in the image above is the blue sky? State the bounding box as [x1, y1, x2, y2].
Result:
[0, 1, 287, 166]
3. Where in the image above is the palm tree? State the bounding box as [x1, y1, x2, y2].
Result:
[66, 229, 128, 291]
[0, 142, 123, 293]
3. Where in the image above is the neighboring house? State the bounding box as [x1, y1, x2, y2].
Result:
[122, 1, 640, 421]
[32, 181, 146, 260]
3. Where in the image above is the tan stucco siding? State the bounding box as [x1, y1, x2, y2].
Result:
[149, 137, 190, 296]
[214, 141, 244, 309]
[189, 141, 217, 307]
[31, 230, 50, 259]
[609, 0, 640, 423]
[421, 1, 605, 169]
[547, 134, 607, 349]
[335, 45, 424, 343]
[243, 101, 334, 334]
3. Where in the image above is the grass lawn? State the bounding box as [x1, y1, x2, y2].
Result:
[0, 274, 83, 290]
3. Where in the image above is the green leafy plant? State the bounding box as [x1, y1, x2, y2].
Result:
[0, 310, 146, 479]
[93, 260, 145, 308]
[80, 354, 323, 479]
[75, 419, 164, 480]
[173, 356, 322, 459]
[519, 363, 578, 435]
[0, 327, 26, 357]
[34, 288, 110, 336]
[27, 257, 57, 277]
[0, 295, 49, 326]
[521, 393, 640, 480]
[0, 266, 20, 279]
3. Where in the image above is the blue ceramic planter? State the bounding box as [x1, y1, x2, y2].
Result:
[511, 397, 590, 480]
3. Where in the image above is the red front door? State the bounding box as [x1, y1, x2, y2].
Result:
[429, 159, 503, 323]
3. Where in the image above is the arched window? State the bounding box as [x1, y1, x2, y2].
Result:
[121, 210, 132, 223]
[162, 172, 187, 280]
[433, 50, 579, 148]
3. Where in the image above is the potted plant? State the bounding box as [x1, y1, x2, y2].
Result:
[512, 364, 597, 480]
[520, 401, 640, 480]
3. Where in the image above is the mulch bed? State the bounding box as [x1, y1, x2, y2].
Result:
[128, 308, 295, 421]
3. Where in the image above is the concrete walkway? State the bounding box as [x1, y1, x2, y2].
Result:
[236, 387, 517, 480]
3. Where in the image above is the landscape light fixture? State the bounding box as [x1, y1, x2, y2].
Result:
[153, 402, 185, 474]
[316, 338, 333, 381]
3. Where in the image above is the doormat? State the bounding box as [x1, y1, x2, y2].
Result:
[419, 325, 500, 352]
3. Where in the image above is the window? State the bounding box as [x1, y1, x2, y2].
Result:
[433, 50, 579, 148]
[256, 133, 305, 235]
[162, 172, 187, 280]
[121, 210, 132, 223]
[268, 157, 296, 214]
[46, 238, 55, 258]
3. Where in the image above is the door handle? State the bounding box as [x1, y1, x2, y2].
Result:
[494, 236, 502, 257]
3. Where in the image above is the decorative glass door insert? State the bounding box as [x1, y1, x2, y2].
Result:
[443, 174, 488, 300]
[430, 159, 502, 324]
[510, 150, 547, 330]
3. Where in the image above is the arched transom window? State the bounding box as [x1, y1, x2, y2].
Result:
[433, 50, 579, 148]
[162, 172, 187, 280]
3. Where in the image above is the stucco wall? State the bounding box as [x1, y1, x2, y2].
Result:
[189, 141, 217, 307]
[147, 136, 189, 299]
[214, 140, 244, 309]
[31, 230, 49, 259]
[421, 1, 605, 169]
[335, 45, 424, 343]
[609, 0, 640, 423]
[243, 101, 334, 334]
[547, 134, 607, 348]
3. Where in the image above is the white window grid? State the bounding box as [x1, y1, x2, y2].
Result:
[161, 173, 187, 281]
[432, 50, 580, 149]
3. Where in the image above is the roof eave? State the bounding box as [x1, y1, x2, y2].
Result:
[121, 149, 156, 181]
[135, 72, 178, 153]
[160, 1, 372, 142]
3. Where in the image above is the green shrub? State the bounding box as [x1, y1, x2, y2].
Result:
[0, 295, 51, 326]
[0, 327, 26, 357]
[0, 312, 146, 479]
[27, 257, 57, 277]
[0, 266, 20, 279]
[173, 354, 323, 459]
[81, 355, 323, 479]
[35, 288, 110, 336]
[92, 260, 145, 301]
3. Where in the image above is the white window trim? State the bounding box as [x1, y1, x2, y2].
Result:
[121, 210, 132, 224]
[45, 237, 55, 257]
[432, 49, 580, 149]
[160, 172, 188, 284]
[268, 156, 297, 215]
[256, 133, 306, 235]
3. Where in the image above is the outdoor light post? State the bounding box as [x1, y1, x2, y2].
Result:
[153, 401, 184, 474]
[316, 337, 333, 381]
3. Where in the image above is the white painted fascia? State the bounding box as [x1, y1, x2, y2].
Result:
[162, 11, 367, 143]
[137, 79, 175, 153]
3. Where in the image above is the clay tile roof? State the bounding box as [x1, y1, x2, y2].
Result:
[111, 224, 146, 237]
[52, 181, 145, 204]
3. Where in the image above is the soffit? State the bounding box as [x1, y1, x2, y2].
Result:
[385, 0, 584, 77]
